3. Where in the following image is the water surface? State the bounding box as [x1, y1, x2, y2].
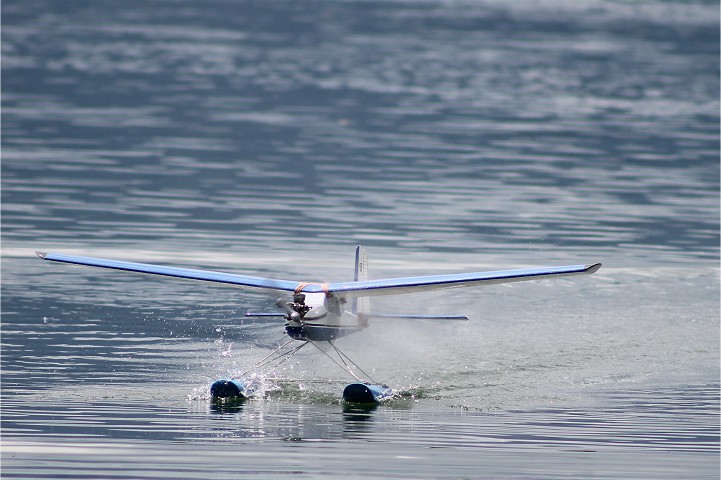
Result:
[2, 0, 719, 478]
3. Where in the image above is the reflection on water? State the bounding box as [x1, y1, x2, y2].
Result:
[2, 0, 719, 478]
[1, 383, 718, 478]
[3, 383, 719, 448]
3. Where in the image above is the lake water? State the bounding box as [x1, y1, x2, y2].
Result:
[2, 0, 719, 478]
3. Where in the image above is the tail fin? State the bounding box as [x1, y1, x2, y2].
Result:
[349, 247, 468, 322]
[352, 245, 370, 317]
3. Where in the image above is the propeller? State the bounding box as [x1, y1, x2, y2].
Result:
[275, 298, 301, 321]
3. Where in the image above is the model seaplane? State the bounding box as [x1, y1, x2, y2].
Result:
[36, 246, 601, 403]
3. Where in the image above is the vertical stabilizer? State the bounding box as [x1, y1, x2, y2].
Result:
[352, 245, 370, 316]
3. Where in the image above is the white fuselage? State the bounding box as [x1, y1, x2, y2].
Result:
[284, 292, 366, 341]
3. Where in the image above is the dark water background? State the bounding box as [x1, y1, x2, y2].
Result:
[2, 0, 719, 478]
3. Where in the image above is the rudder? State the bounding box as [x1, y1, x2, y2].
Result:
[352, 245, 370, 316]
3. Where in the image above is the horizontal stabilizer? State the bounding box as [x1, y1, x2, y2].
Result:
[365, 313, 469, 321]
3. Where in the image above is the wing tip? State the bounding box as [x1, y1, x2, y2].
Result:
[585, 262, 602, 274]
[36, 251, 48, 259]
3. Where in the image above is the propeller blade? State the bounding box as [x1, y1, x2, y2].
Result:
[275, 298, 300, 321]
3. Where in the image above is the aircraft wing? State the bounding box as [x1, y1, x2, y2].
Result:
[37, 251, 600, 298]
[36, 252, 301, 292]
[317, 263, 602, 298]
